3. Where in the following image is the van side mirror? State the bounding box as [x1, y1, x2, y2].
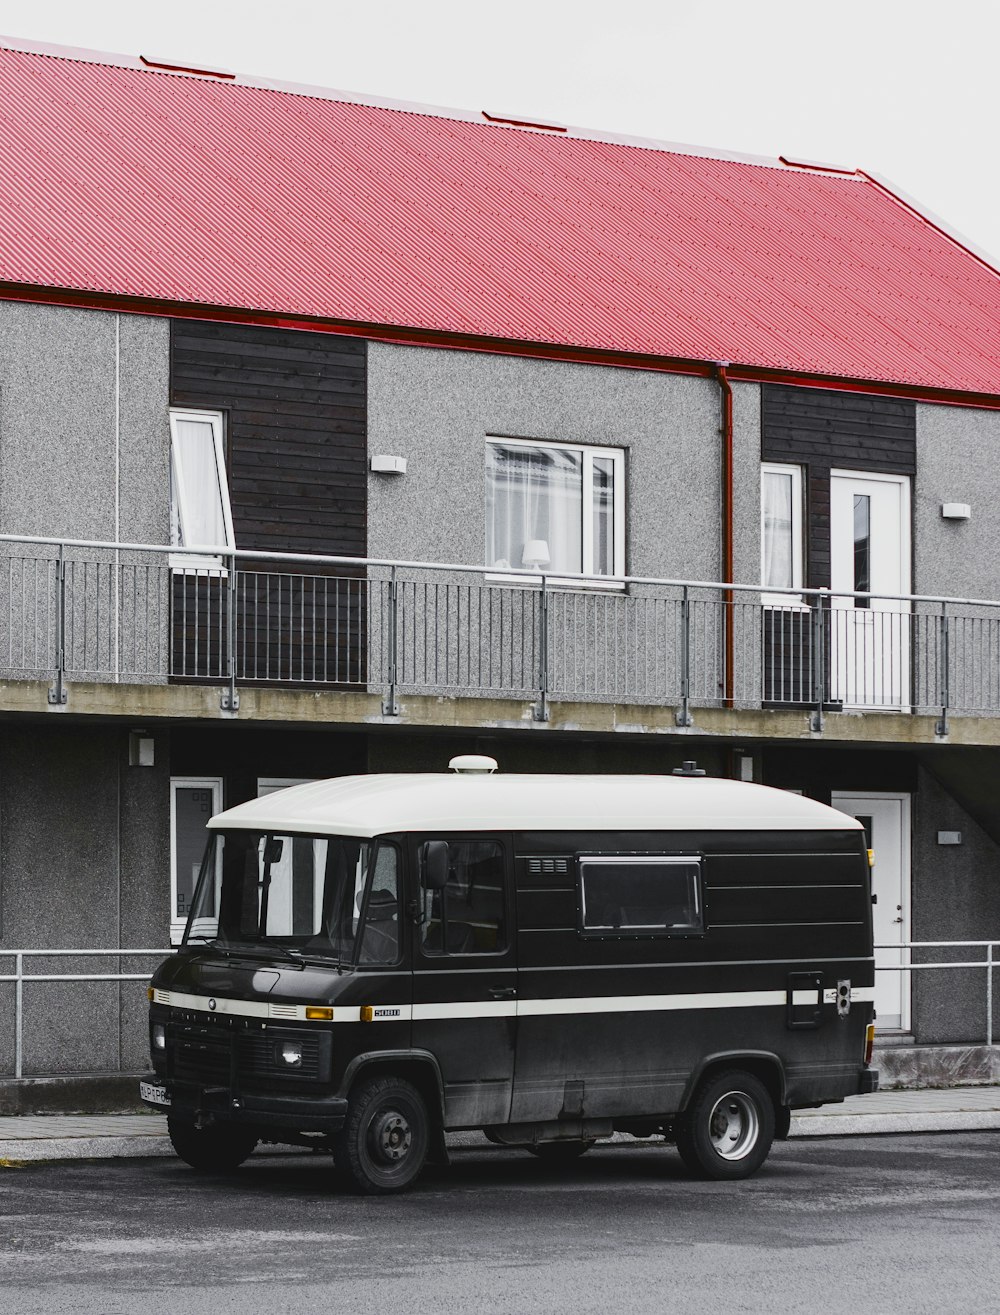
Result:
[419, 841, 450, 891]
[263, 837, 284, 865]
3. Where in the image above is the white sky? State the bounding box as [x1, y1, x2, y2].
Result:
[10, 0, 1000, 264]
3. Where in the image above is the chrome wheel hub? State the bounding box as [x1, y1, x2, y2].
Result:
[371, 1109, 412, 1164]
[708, 1091, 759, 1160]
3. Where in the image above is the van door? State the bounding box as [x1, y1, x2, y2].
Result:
[410, 836, 517, 1128]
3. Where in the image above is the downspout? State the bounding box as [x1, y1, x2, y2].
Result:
[715, 363, 735, 707]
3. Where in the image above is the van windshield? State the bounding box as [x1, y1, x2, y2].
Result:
[184, 830, 397, 964]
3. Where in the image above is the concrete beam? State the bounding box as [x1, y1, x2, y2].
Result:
[2, 677, 999, 748]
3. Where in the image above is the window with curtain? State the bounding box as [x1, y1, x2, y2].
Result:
[485, 438, 624, 578]
[169, 409, 235, 558]
[761, 463, 803, 598]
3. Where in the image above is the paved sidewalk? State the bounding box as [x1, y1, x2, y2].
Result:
[1, 1087, 999, 1162]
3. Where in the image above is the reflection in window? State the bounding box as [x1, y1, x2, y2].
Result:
[762, 469, 795, 590]
[171, 779, 222, 943]
[579, 856, 703, 935]
[421, 840, 507, 956]
[486, 439, 623, 578]
[853, 493, 870, 607]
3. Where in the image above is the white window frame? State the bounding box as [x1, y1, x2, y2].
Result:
[761, 461, 805, 608]
[485, 435, 626, 588]
[170, 777, 223, 945]
[169, 408, 235, 571]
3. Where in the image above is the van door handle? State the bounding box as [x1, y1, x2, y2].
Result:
[488, 987, 516, 1000]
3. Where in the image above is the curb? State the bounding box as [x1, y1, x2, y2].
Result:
[3, 1114, 1000, 1162]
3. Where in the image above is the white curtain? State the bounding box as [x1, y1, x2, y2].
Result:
[762, 470, 793, 590]
[486, 443, 582, 573]
[171, 418, 227, 548]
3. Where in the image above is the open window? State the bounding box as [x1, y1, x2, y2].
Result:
[577, 854, 703, 937]
[169, 409, 235, 568]
[761, 462, 803, 606]
[486, 437, 625, 584]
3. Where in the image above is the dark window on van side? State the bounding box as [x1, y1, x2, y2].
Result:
[578, 855, 703, 936]
[421, 840, 507, 956]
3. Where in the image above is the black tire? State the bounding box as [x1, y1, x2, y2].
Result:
[527, 1140, 594, 1162]
[334, 1075, 430, 1195]
[167, 1116, 258, 1172]
[675, 1070, 775, 1181]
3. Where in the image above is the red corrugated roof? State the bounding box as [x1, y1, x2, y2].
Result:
[1, 38, 998, 397]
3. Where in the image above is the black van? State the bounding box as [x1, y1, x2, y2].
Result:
[141, 758, 878, 1193]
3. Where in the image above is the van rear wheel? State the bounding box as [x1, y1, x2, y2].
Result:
[335, 1075, 429, 1195]
[167, 1116, 257, 1172]
[675, 1070, 775, 1180]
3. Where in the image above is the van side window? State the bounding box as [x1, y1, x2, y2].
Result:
[421, 840, 507, 956]
[578, 855, 703, 936]
[357, 845, 401, 966]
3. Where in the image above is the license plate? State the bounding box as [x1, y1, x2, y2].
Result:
[139, 1081, 171, 1107]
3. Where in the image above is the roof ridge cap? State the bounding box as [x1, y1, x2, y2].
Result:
[0, 32, 868, 175]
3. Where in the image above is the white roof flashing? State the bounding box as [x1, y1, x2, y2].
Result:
[208, 774, 863, 839]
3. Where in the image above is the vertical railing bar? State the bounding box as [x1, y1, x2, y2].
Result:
[936, 601, 950, 737]
[676, 585, 692, 727]
[383, 565, 398, 715]
[47, 544, 67, 705]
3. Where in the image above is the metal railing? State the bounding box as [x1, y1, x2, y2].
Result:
[4, 532, 1000, 725]
[0, 949, 171, 1079]
[0, 943, 998, 1080]
[876, 941, 1000, 1047]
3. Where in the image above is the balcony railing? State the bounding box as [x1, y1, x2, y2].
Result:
[2, 533, 999, 728]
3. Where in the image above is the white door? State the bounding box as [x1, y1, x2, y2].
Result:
[830, 472, 910, 709]
[832, 791, 911, 1032]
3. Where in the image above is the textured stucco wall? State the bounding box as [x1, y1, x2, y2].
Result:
[914, 403, 1000, 600]
[0, 303, 169, 542]
[369, 344, 747, 583]
[0, 724, 171, 1075]
[911, 764, 1000, 1045]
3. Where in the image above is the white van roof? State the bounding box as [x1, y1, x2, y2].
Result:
[209, 774, 863, 840]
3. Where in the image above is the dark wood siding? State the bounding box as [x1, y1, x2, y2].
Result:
[761, 385, 915, 591]
[761, 386, 915, 706]
[170, 320, 367, 557]
[169, 321, 367, 685]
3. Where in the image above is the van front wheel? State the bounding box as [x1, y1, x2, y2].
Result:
[167, 1116, 257, 1172]
[675, 1070, 775, 1180]
[335, 1075, 429, 1195]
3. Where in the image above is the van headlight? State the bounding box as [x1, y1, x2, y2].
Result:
[278, 1041, 303, 1067]
[152, 1024, 166, 1051]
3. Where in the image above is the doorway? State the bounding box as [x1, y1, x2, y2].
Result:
[831, 791, 911, 1032]
[830, 471, 911, 709]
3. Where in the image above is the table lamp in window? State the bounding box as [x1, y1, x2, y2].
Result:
[521, 539, 551, 571]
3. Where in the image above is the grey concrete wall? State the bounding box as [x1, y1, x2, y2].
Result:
[368, 344, 736, 581]
[911, 763, 1000, 1045]
[0, 303, 170, 543]
[914, 403, 1000, 601]
[0, 724, 171, 1076]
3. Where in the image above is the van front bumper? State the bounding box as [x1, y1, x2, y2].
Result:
[139, 1075, 348, 1133]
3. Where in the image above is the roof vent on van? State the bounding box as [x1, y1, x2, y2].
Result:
[671, 760, 706, 777]
[449, 755, 499, 774]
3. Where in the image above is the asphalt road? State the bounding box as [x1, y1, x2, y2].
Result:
[2, 1134, 998, 1314]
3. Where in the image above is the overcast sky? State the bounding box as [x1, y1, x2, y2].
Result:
[11, 0, 1000, 264]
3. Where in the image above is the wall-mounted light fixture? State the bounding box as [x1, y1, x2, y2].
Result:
[370, 455, 407, 475]
[941, 503, 971, 520]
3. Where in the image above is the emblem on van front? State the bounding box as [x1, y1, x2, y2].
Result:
[208, 998, 217, 1011]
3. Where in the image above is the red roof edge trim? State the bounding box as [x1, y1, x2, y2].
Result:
[3, 280, 999, 413]
[859, 171, 1000, 282]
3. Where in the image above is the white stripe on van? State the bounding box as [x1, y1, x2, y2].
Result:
[153, 986, 874, 1022]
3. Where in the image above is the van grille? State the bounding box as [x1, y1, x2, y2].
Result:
[169, 1023, 321, 1085]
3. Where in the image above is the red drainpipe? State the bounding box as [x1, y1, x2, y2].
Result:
[716, 363, 735, 708]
